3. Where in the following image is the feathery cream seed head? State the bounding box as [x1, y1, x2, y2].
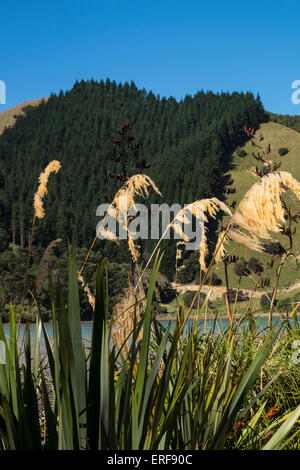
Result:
[33, 193, 45, 219]
[77, 272, 95, 310]
[233, 171, 300, 240]
[215, 171, 300, 261]
[99, 174, 162, 262]
[33, 160, 61, 219]
[213, 231, 227, 264]
[170, 198, 232, 272]
[111, 280, 145, 351]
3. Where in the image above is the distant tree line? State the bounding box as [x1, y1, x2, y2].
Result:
[268, 111, 300, 133]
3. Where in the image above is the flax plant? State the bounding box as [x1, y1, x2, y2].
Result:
[1, 247, 299, 450]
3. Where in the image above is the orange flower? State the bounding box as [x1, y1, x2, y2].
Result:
[233, 421, 246, 431]
[266, 406, 280, 420]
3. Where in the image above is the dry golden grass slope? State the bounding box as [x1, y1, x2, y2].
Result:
[0, 98, 47, 135]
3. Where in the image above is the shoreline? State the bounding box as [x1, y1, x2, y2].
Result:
[155, 313, 292, 321]
[2, 313, 295, 326]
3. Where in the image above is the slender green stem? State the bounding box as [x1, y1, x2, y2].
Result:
[21, 214, 36, 307]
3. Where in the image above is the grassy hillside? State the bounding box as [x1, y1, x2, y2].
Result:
[0, 98, 46, 134]
[170, 121, 300, 316]
[216, 121, 300, 298]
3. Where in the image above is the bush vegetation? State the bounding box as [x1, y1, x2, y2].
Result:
[237, 149, 247, 157]
[278, 147, 289, 156]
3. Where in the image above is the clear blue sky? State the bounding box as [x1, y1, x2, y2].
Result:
[1, 0, 300, 114]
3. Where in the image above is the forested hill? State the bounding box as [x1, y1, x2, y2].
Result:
[268, 111, 300, 133]
[0, 79, 266, 257]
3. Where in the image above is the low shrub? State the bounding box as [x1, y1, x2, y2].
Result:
[278, 147, 289, 156]
[260, 292, 277, 309]
[237, 149, 247, 157]
[248, 257, 264, 274]
[223, 288, 249, 303]
[183, 290, 212, 309]
[234, 261, 250, 277]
